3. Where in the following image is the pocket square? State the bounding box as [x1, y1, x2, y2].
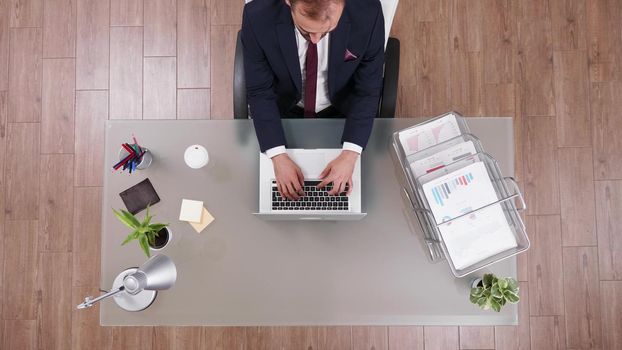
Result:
[344, 49, 358, 62]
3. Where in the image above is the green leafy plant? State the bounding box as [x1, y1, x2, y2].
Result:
[469, 273, 520, 312]
[113, 206, 168, 258]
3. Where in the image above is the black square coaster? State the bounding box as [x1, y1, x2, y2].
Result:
[119, 178, 161, 214]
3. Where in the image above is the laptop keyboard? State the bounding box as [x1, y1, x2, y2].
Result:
[271, 180, 349, 211]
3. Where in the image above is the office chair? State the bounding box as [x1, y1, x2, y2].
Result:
[233, 0, 400, 119]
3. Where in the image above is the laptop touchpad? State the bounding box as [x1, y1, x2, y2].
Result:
[288, 152, 326, 178]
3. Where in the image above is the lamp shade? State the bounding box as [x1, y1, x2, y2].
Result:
[123, 254, 177, 295]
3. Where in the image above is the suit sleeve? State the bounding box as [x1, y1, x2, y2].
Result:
[241, 7, 287, 152]
[341, 6, 385, 150]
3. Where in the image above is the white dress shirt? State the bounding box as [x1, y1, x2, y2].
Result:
[264, 27, 363, 159]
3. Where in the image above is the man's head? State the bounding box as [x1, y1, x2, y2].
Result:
[285, 0, 345, 44]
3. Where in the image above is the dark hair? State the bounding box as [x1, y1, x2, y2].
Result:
[289, 0, 344, 21]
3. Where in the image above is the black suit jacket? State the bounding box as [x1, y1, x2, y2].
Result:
[241, 0, 385, 152]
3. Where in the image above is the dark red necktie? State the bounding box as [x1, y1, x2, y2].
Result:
[304, 41, 318, 117]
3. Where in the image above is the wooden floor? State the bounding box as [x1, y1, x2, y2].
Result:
[0, 0, 621, 348]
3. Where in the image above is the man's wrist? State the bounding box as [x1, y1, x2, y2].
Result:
[265, 145, 287, 159]
[342, 142, 363, 154]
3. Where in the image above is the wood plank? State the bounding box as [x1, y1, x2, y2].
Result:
[39, 154, 74, 252]
[517, 281, 530, 350]
[600, 281, 622, 350]
[144, 0, 176, 57]
[106, 327, 154, 350]
[591, 82, 622, 179]
[483, 83, 514, 117]
[318, 326, 351, 350]
[41, 58, 75, 153]
[451, 0, 483, 52]
[414, 21, 451, 117]
[72, 286, 112, 349]
[388, 326, 423, 350]
[553, 50, 591, 147]
[43, 0, 76, 57]
[144, 57, 176, 119]
[9, 0, 42, 27]
[516, 19, 555, 116]
[110, 0, 143, 26]
[205, 327, 246, 350]
[523, 117, 560, 215]
[110, 26, 143, 119]
[595, 180, 622, 280]
[459, 326, 494, 349]
[72, 187, 102, 287]
[557, 147, 597, 246]
[2, 220, 38, 319]
[550, 0, 587, 50]
[210, 25, 236, 119]
[5, 123, 40, 220]
[529, 316, 566, 350]
[562, 247, 602, 348]
[153, 327, 205, 349]
[493, 326, 518, 350]
[450, 50, 483, 116]
[482, 0, 515, 85]
[76, 0, 109, 90]
[585, 0, 622, 82]
[390, 0, 415, 87]
[245, 327, 282, 350]
[413, 0, 449, 22]
[8, 27, 42, 123]
[0, 0, 9, 90]
[282, 327, 318, 350]
[3, 320, 36, 350]
[515, 0, 550, 20]
[36, 252, 72, 350]
[74, 90, 107, 187]
[352, 326, 387, 350]
[0, 92, 6, 319]
[527, 215, 565, 316]
[423, 327, 458, 350]
[211, 0, 243, 25]
[177, 89, 210, 119]
[177, 0, 210, 88]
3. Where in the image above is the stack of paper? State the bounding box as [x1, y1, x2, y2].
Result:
[179, 199, 214, 233]
[421, 162, 517, 270]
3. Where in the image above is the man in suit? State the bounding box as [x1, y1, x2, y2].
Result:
[242, 0, 384, 200]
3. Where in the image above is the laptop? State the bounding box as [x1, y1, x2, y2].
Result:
[254, 149, 366, 221]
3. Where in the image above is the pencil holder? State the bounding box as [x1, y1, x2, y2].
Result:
[118, 144, 153, 170]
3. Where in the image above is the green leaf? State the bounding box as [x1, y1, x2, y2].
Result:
[121, 209, 141, 227]
[491, 299, 501, 312]
[504, 290, 520, 303]
[470, 287, 484, 297]
[477, 296, 488, 309]
[498, 277, 509, 290]
[121, 233, 135, 246]
[483, 274, 494, 288]
[470, 293, 480, 304]
[507, 278, 519, 292]
[113, 209, 139, 229]
[139, 235, 151, 258]
[148, 224, 167, 233]
[491, 284, 503, 299]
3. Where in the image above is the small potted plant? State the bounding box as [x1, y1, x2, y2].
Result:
[469, 273, 520, 312]
[113, 206, 171, 257]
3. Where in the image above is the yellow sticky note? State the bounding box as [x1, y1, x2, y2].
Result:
[190, 207, 214, 233]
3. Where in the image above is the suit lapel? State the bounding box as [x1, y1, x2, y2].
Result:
[276, 6, 302, 93]
[328, 11, 351, 97]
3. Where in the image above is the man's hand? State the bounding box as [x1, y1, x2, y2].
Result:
[317, 150, 358, 195]
[272, 153, 305, 200]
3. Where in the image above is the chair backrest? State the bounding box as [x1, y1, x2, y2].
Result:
[244, 0, 399, 47]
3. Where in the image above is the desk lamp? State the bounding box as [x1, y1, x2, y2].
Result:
[77, 254, 177, 311]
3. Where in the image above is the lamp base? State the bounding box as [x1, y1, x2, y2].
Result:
[112, 268, 157, 312]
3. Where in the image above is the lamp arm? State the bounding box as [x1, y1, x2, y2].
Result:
[76, 286, 125, 309]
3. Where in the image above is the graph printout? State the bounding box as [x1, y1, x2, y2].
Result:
[409, 140, 478, 177]
[398, 114, 462, 156]
[422, 162, 518, 270]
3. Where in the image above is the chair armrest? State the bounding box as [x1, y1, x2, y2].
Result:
[379, 37, 400, 119]
[233, 30, 249, 119]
